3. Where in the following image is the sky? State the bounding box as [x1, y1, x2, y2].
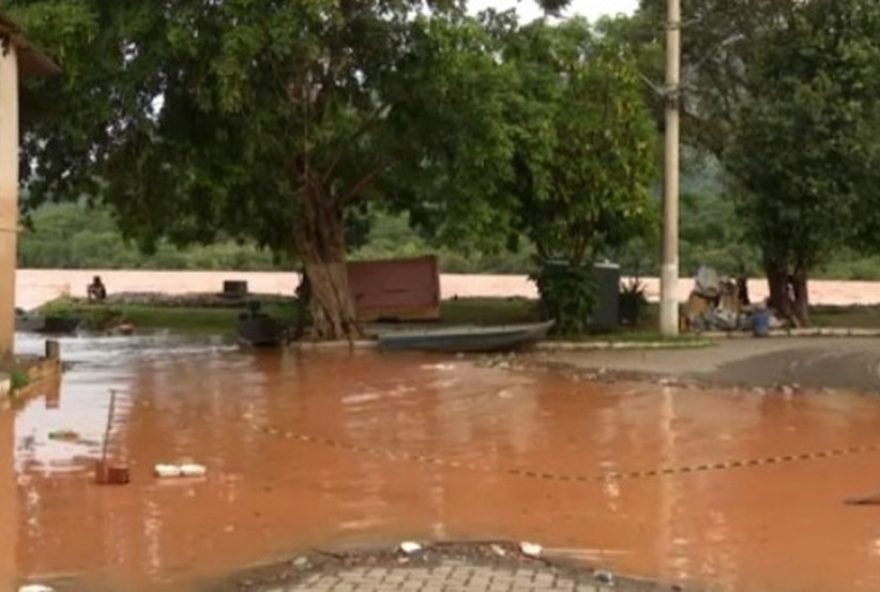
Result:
[469, 0, 640, 23]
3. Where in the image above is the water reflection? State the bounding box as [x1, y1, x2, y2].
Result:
[0, 406, 15, 590]
[7, 334, 880, 590]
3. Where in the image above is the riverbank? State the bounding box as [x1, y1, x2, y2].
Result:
[16, 269, 880, 311]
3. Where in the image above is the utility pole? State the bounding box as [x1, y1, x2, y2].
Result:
[660, 0, 681, 337]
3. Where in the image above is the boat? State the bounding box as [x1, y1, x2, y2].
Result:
[236, 314, 285, 347]
[40, 315, 80, 335]
[15, 308, 45, 333]
[377, 321, 555, 353]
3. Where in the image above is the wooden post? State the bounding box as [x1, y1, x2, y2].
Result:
[0, 43, 19, 358]
[660, 0, 682, 337]
[45, 339, 60, 360]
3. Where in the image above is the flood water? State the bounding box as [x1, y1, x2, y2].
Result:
[5, 334, 880, 591]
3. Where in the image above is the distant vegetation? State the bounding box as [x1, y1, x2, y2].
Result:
[19, 200, 880, 281]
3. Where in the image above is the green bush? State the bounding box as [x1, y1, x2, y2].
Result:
[532, 262, 595, 336]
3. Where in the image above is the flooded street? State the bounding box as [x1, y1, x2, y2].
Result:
[5, 335, 880, 591]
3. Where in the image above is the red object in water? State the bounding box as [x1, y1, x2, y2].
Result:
[348, 256, 441, 322]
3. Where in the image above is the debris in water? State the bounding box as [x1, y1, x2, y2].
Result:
[399, 541, 423, 555]
[180, 463, 207, 477]
[844, 490, 880, 506]
[292, 556, 310, 569]
[19, 585, 54, 592]
[155, 464, 182, 478]
[490, 544, 507, 557]
[594, 569, 615, 585]
[155, 463, 207, 478]
[519, 542, 543, 557]
[48, 430, 80, 442]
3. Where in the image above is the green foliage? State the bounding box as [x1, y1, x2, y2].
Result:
[18, 203, 280, 270]
[10, 368, 30, 392]
[504, 19, 658, 266]
[532, 262, 595, 335]
[10, 0, 517, 252]
[728, 0, 880, 275]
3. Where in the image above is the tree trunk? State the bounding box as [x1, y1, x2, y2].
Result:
[293, 187, 362, 342]
[765, 260, 810, 327]
[766, 263, 792, 319]
[791, 266, 809, 326]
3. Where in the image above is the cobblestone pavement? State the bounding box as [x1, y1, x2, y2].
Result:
[259, 561, 624, 592]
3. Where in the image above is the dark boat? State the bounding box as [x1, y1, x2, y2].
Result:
[40, 315, 81, 335]
[236, 314, 284, 347]
[378, 321, 555, 353]
[15, 308, 45, 333]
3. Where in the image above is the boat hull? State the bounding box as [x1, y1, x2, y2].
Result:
[378, 321, 554, 353]
[236, 316, 284, 347]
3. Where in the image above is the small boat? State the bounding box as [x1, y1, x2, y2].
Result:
[15, 308, 45, 333]
[236, 314, 284, 347]
[40, 315, 80, 335]
[378, 321, 555, 353]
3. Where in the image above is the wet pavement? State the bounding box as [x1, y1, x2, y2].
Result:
[5, 334, 880, 591]
[263, 562, 613, 592]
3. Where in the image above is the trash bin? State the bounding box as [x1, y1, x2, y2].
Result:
[592, 262, 621, 332]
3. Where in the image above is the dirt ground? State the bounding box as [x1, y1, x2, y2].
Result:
[536, 337, 880, 393]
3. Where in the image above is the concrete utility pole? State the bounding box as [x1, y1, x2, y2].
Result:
[0, 42, 20, 359]
[660, 0, 681, 337]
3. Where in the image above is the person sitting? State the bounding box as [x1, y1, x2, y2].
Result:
[87, 276, 107, 302]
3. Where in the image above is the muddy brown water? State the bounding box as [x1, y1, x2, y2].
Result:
[5, 334, 880, 591]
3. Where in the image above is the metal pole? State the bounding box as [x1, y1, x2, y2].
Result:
[660, 0, 681, 337]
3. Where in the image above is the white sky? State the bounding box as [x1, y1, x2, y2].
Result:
[469, 0, 640, 23]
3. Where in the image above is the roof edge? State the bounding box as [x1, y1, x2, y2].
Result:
[0, 12, 60, 76]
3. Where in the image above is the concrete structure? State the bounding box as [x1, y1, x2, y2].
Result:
[0, 14, 57, 359]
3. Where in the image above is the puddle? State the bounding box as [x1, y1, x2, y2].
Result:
[4, 335, 880, 590]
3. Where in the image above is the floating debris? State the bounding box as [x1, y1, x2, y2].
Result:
[594, 569, 615, 585]
[519, 542, 543, 557]
[19, 585, 55, 592]
[155, 463, 207, 479]
[47, 430, 80, 442]
[399, 541, 423, 555]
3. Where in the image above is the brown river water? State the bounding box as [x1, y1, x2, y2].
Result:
[5, 334, 880, 591]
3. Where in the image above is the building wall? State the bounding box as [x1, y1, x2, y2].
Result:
[0, 45, 19, 358]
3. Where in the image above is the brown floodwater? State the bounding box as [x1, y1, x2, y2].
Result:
[5, 334, 880, 591]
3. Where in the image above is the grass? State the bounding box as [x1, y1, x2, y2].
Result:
[811, 305, 880, 329]
[439, 298, 540, 326]
[39, 297, 299, 333]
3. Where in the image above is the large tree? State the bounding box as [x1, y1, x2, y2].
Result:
[504, 19, 657, 266]
[500, 19, 658, 333]
[9, 0, 516, 340]
[727, 0, 880, 323]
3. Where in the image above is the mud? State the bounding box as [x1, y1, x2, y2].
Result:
[6, 334, 880, 591]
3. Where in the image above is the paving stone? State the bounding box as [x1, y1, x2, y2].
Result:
[272, 560, 642, 592]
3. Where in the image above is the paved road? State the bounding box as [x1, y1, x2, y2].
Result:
[255, 562, 624, 592]
[543, 336, 880, 392]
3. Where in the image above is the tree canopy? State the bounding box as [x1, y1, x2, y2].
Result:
[10, 0, 519, 338]
[727, 0, 880, 321]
